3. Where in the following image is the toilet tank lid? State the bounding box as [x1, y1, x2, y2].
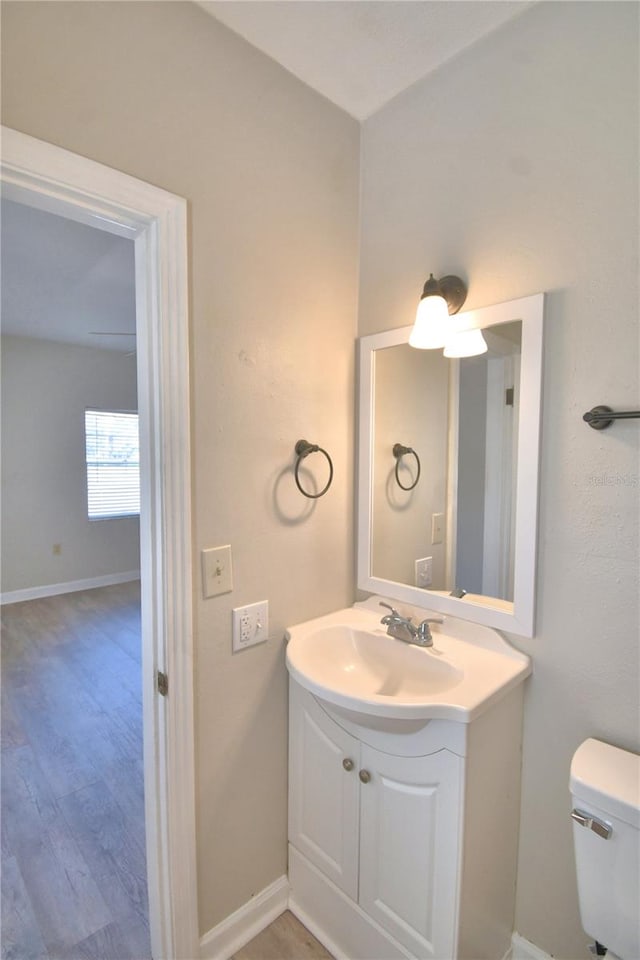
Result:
[570, 739, 640, 829]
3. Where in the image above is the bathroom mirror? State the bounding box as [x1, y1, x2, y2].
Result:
[357, 294, 544, 637]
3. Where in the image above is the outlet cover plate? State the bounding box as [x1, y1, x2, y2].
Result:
[232, 600, 269, 652]
[415, 556, 433, 588]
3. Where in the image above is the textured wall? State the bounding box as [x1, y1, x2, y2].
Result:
[1, 1, 360, 933]
[1, 336, 140, 594]
[358, 3, 639, 956]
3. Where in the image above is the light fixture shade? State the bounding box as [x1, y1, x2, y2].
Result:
[443, 328, 488, 358]
[408, 294, 451, 349]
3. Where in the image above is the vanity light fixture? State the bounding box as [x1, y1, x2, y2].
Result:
[409, 272, 487, 358]
[444, 327, 488, 358]
[409, 273, 467, 349]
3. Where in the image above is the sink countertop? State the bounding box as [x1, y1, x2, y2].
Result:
[285, 596, 531, 725]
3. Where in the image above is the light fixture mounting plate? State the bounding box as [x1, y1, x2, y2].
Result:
[439, 275, 467, 315]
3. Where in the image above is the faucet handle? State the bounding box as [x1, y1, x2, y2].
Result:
[379, 601, 400, 617]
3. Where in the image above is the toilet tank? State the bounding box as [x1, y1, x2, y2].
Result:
[570, 739, 640, 960]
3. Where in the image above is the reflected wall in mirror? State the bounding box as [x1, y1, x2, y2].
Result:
[358, 295, 544, 637]
[372, 344, 449, 588]
[373, 322, 521, 600]
[454, 321, 522, 601]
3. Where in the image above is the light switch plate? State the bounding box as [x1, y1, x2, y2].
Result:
[431, 513, 444, 545]
[202, 545, 233, 598]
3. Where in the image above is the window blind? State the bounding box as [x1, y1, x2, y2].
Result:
[85, 409, 140, 520]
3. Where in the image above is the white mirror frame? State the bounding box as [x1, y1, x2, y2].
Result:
[357, 293, 544, 637]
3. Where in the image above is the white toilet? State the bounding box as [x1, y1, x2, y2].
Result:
[570, 738, 640, 959]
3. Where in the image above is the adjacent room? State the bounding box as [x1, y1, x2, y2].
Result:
[1, 201, 149, 957]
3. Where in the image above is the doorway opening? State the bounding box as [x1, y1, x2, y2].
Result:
[1, 127, 198, 959]
[1, 197, 150, 956]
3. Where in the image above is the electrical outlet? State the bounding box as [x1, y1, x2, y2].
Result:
[232, 600, 269, 652]
[201, 545, 233, 598]
[415, 556, 433, 588]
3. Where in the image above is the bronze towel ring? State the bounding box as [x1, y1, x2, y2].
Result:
[393, 443, 421, 491]
[294, 440, 334, 499]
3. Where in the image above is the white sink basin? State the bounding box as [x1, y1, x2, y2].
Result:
[286, 598, 531, 725]
[291, 623, 463, 698]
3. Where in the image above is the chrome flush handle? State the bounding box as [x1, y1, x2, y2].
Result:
[570, 808, 612, 840]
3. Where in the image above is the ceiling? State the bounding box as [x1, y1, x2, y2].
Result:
[1, 3, 532, 350]
[1, 199, 136, 353]
[197, 1, 533, 120]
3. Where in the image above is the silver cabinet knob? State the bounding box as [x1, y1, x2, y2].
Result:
[342, 758, 354, 772]
[359, 769, 371, 784]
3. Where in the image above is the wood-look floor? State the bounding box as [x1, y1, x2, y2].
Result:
[1, 584, 332, 960]
[232, 912, 333, 960]
[1, 581, 150, 960]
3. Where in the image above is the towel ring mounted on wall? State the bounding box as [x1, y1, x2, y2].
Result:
[294, 439, 334, 499]
[393, 443, 421, 491]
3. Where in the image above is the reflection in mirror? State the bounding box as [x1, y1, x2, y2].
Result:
[454, 322, 521, 601]
[372, 345, 449, 587]
[358, 295, 543, 637]
[372, 323, 521, 602]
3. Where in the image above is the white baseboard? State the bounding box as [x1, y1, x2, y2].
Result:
[288, 845, 411, 960]
[511, 933, 554, 960]
[196, 873, 556, 960]
[0, 570, 140, 605]
[199, 875, 289, 960]
[289, 899, 351, 960]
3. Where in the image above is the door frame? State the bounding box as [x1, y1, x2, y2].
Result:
[1, 126, 198, 959]
[482, 353, 520, 600]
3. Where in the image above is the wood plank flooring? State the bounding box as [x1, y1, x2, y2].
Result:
[231, 912, 333, 960]
[1, 584, 331, 960]
[1, 582, 150, 960]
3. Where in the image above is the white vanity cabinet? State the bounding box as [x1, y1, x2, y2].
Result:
[289, 682, 361, 900]
[289, 682, 462, 958]
[358, 743, 462, 959]
[288, 679, 525, 960]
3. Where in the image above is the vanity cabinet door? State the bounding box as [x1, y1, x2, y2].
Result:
[358, 746, 463, 960]
[289, 685, 360, 899]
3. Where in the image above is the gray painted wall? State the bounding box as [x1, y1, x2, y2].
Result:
[358, 3, 639, 956]
[0, 0, 361, 933]
[1, 336, 140, 594]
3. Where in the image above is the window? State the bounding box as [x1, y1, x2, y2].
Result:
[85, 409, 140, 519]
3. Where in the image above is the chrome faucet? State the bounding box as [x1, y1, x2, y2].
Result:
[379, 602, 443, 648]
